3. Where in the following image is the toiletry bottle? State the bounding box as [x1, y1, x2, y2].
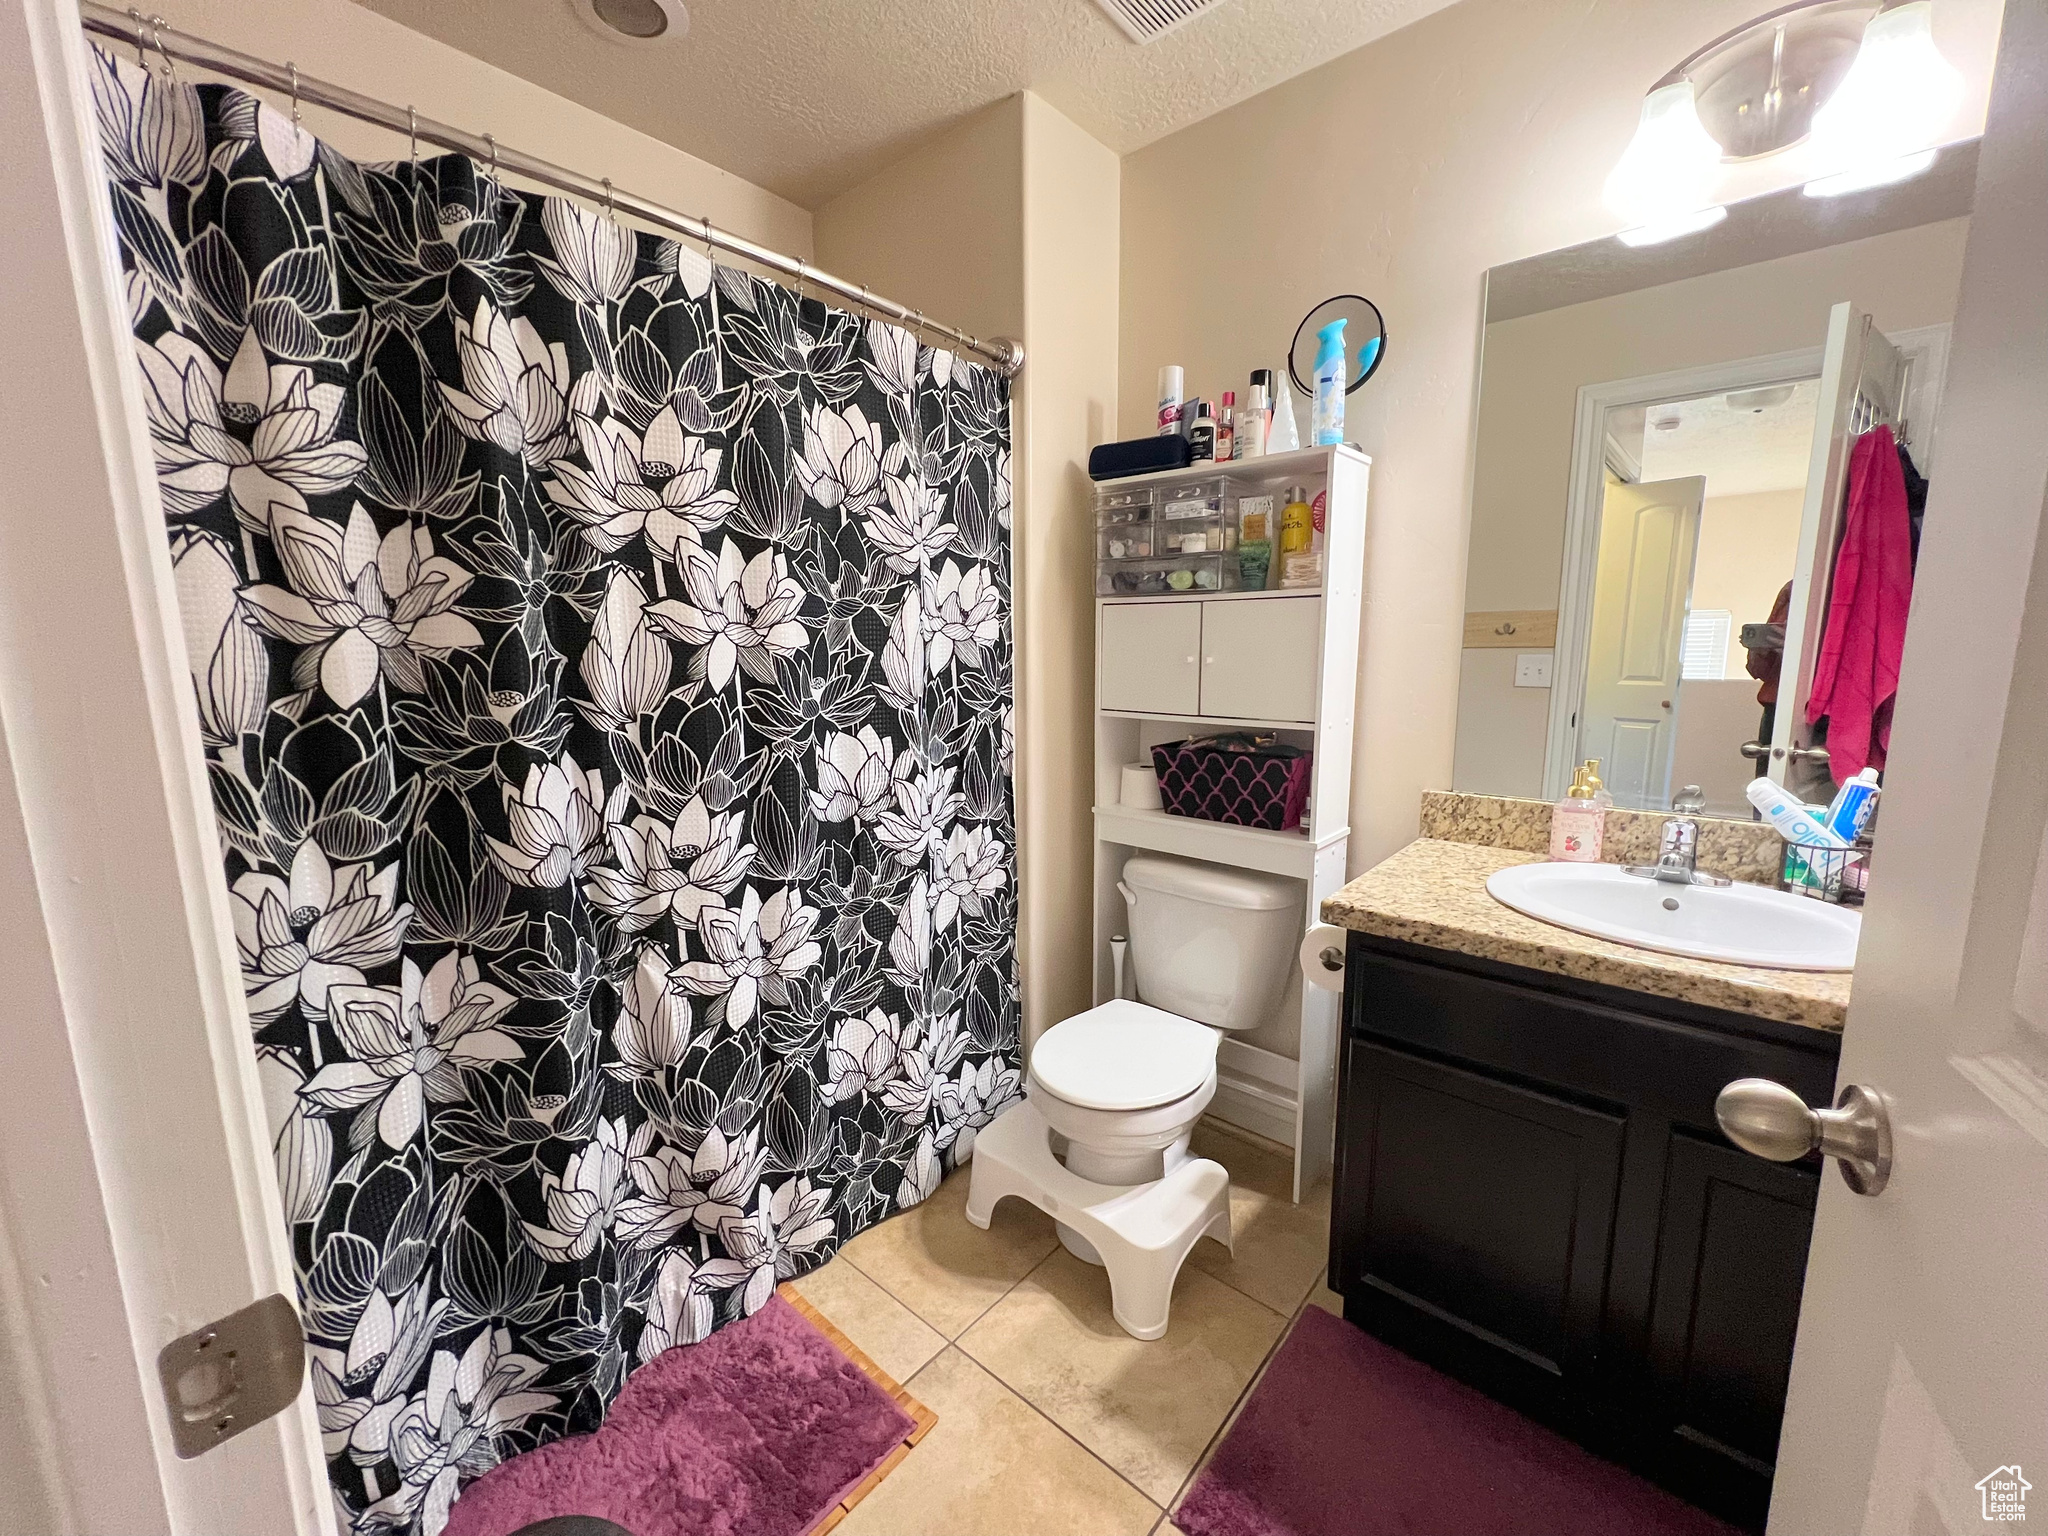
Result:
[1157, 366, 1183, 436]
[1312, 317, 1348, 446]
[1218, 390, 1237, 461]
[1237, 494, 1274, 590]
[1550, 765, 1606, 862]
[1581, 759, 1613, 809]
[1179, 396, 1202, 440]
[1239, 384, 1270, 458]
[1279, 485, 1313, 555]
[1188, 401, 1217, 462]
[1824, 767, 1881, 842]
[1270, 372, 1301, 452]
[1746, 777, 1849, 848]
[1250, 369, 1275, 430]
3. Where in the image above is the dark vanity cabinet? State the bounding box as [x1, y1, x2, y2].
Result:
[1329, 933, 1841, 1530]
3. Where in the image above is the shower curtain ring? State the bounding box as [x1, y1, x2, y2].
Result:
[793, 259, 806, 303]
[407, 105, 418, 165]
[148, 14, 177, 81]
[285, 61, 301, 131]
[700, 215, 717, 268]
[602, 177, 616, 225]
[483, 132, 499, 197]
[127, 8, 147, 69]
[910, 310, 927, 348]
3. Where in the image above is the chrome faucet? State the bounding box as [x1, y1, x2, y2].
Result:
[1625, 786, 1732, 887]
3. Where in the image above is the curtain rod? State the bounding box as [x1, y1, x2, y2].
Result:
[78, 3, 1026, 378]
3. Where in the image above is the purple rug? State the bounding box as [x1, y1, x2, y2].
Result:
[443, 1294, 913, 1536]
[1176, 1305, 1739, 1536]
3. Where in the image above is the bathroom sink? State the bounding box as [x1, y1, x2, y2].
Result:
[1485, 862, 1860, 972]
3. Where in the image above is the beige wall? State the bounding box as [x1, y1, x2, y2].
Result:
[1019, 97, 1119, 1044]
[159, 0, 812, 256]
[817, 94, 1117, 1046]
[814, 98, 1027, 343]
[1119, 0, 2000, 874]
[1454, 217, 1970, 800]
[1693, 488, 1806, 675]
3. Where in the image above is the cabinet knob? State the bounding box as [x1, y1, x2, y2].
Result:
[1715, 1078, 1893, 1195]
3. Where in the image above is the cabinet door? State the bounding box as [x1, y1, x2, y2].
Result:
[1199, 596, 1320, 722]
[1646, 1131, 1818, 1474]
[1334, 1037, 1624, 1384]
[1099, 602, 1202, 715]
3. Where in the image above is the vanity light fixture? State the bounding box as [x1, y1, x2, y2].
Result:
[1802, 3, 1963, 196]
[1606, 0, 1962, 244]
[1605, 81, 1729, 247]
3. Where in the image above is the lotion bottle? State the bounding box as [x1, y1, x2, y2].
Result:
[1218, 390, 1237, 461]
[1550, 764, 1606, 862]
[1239, 384, 1270, 458]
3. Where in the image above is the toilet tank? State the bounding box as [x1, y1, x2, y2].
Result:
[1119, 854, 1302, 1031]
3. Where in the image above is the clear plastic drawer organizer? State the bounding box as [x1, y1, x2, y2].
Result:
[1096, 477, 1240, 596]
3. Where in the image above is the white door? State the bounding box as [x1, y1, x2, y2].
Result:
[1739, 17, 2048, 1530]
[1771, 301, 1908, 800]
[1579, 475, 1705, 809]
[0, 4, 323, 1531]
[1099, 600, 1202, 714]
[1200, 595, 1321, 723]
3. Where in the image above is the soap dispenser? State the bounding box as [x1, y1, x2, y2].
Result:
[1550, 764, 1606, 863]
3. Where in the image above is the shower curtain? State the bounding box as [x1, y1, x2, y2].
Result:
[93, 47, 1017, 1535]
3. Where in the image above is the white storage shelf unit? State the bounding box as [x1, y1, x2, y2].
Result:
[1090, 445, 1369, 1202]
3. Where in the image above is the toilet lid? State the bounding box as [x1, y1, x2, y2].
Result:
[1030, 1000, 1218, 1112]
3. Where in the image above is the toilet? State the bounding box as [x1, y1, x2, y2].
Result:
[968, 854, 1302, 1331]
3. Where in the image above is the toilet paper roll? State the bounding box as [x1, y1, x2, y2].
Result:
[1300, 923, 1348, 992]
[1120, 763, 1163, 810]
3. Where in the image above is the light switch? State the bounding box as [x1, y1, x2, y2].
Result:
[1514, 652, 1553, 689]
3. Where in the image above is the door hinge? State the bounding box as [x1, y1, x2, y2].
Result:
[156, 1293, 306, 1459]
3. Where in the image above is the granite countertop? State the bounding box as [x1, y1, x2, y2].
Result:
[1321, 838, 1850, 1032]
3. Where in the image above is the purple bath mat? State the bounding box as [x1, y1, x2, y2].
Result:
[443, 1293, 915, 1536]
[1176, 1305, 1739, 1536]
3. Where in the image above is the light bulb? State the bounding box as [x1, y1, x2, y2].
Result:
[1803, 2, 1963, 197]
[1606, 80, 1727, 244]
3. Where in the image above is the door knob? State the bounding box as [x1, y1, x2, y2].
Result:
[1715, 1078, 1892, 1195]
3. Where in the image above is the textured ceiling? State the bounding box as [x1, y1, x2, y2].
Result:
[1632, 380, 1824, 498]
[344, 0, 1464, 208]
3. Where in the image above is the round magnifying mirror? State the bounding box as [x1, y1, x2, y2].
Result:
[1288, 294, 1387, 399]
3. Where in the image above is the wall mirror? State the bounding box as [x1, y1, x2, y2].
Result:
[1454, 143, 1976, 817]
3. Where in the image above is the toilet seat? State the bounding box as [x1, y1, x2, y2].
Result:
[1029, 1000, 1218, 1111]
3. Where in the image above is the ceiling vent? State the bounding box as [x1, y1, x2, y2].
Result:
[1090, 0, 1229, 44]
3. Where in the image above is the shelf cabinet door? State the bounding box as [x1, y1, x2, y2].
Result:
[1099, 601, 1202, 715]
[1200, 596, 1321, 722]
[1645, 1131, 1818, 1476]
[1334, 1037, 1625, 1385]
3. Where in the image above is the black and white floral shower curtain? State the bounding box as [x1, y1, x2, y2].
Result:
[93, 47, 1017, 1535]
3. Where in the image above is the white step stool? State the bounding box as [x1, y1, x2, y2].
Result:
[965, 1099, 1232, 1340]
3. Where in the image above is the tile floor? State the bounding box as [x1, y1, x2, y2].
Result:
[791, 1119, 1344, 1536]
